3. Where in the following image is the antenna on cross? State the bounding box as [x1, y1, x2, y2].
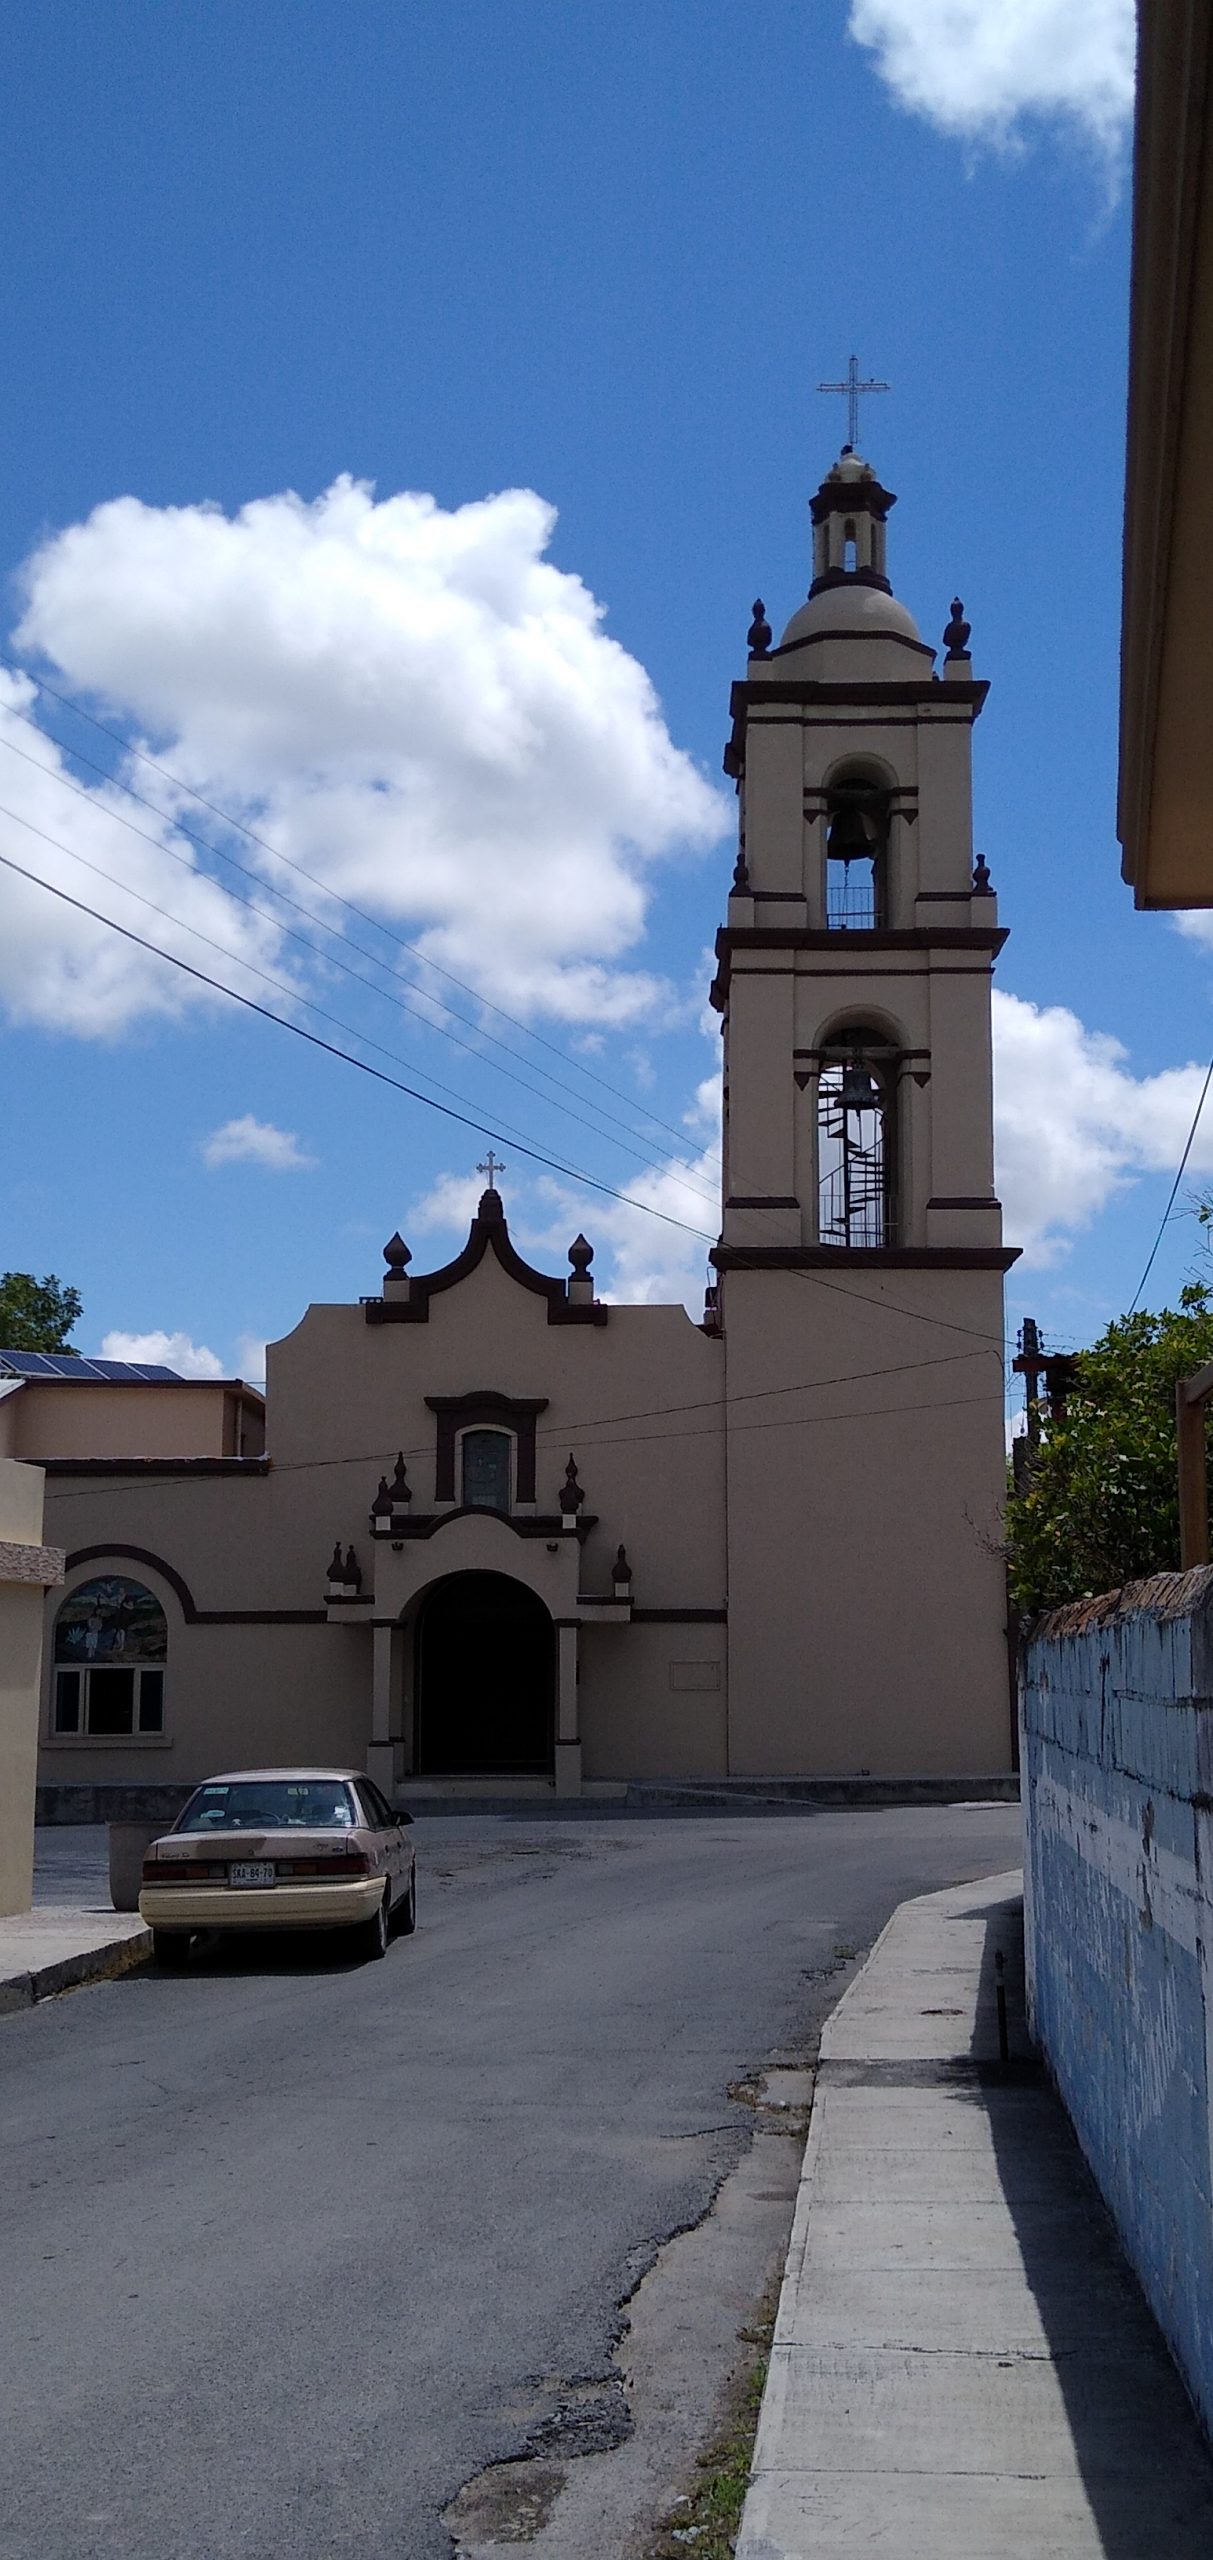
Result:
[817, 354, 889, 453]
[477, 1150, 505, 1192]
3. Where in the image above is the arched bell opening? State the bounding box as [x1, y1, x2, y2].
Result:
[824, 773, 890, 929]
[413, 1571, 555, 1776]
[817, 1023, 899, 1248]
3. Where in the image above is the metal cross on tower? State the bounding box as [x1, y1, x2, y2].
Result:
[817, 354, 889, 451]
[477, 1150, 505, 1190]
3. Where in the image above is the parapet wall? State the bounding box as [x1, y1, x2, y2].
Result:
[1021, 1569, 1213, 2437]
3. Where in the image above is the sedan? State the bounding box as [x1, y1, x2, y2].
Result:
[139, 1768, 415, 1966]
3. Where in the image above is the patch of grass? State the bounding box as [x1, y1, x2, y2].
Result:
[644, 2286, 777, 2559]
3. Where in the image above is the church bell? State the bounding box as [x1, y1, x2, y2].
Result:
[839, 1058, 882, 1114]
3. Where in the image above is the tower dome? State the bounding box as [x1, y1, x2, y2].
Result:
[775, 447, 929, 659]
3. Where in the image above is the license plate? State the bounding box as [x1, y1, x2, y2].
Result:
[229, 1861, 275, 1888]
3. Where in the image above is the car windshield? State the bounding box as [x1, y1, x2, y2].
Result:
[175, 1781, 359, 1833]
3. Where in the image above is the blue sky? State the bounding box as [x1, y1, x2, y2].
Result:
[5, 0, 1200, 1399]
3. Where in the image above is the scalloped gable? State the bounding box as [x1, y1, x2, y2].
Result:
[364, 1190, 608, 1327]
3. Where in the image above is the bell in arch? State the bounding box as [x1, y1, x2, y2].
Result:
[827, 799, 876, 863]
[839, 1057, 883, 1115]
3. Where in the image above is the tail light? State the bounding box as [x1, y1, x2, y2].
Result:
[142, 1857, 225, 1883]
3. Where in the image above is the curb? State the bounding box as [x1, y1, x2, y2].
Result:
[0, 1926, 152, 2017]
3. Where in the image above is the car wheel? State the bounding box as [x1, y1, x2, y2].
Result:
[152, 1930, 190, 1969]
[396, 1869, 417, 1936]
[358, 1886, 391, 1963]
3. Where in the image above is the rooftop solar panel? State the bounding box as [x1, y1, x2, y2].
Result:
[0, 1349, 184, 1382]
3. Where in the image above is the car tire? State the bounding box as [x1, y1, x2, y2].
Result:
[358, 1886, 391, 1963]
[152, 1930, 190, 1969]
[396, 1869, 417, 1936]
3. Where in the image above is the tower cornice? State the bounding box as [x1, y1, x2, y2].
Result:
[724, 677, 988, 777]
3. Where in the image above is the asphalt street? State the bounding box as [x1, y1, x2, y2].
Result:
[2, 1806, 1020, 2560]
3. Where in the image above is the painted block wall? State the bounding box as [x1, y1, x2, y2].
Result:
[1021, 1569, 1213, 2439]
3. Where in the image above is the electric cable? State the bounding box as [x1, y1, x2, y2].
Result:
[1127, 1050, 1213, 1316]
[0, 731, 721, 1203]
[0, 845, 714, 1240]
[1, 648, 713, 1163]
[0, 716, 721, 1193]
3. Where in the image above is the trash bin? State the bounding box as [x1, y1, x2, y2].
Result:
[108, 1821, 163, 1913]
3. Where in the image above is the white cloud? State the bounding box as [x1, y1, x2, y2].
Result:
[0, 669, 291, 1037]
[100, 1327, 224, 1378]
[992, 989, 1213, 1264]
[200, 1113, 316, 1171]
[411, 1169, 487, 1233]
[12, 478, 725, 1034]
[848, 0, 1135, 152]
[234, 1331, 268, 1383]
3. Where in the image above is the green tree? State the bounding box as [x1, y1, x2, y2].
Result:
[0, 1271, 83, 1354]
[1006, 1284, 1213, 1614]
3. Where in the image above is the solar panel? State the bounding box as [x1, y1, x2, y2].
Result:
[0, 1349, 184, 1382]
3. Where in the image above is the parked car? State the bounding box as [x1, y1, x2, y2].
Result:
[138, 1768, 415, 1966]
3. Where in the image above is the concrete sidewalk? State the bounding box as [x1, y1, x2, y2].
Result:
[0, 1829, 147, 2015]
[737, 1868, 1213, 2559]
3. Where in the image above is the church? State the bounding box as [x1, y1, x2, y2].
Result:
[30, 445, 1018, 1804]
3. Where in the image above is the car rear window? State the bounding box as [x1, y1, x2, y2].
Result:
[175, 1781, 359, 1833]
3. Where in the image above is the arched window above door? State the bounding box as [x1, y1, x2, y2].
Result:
[52, 1574, 167, 1736]
[460, 1428, 514, 1512]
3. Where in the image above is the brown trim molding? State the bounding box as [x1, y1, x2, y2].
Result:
[61, 1542, 326, 1625]
[373, 1509, 597, 1543]
[365, 1191, 607, 1327]
[631, 1607, 728, 1623]
[717, 926, 1006, 955]
[44, 1457, 270, 1478]
[712, 1245, 1020, 1273]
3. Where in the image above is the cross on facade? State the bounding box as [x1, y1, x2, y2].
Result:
[477, 1150, 505, 1191]
[817, 354, 889, 452]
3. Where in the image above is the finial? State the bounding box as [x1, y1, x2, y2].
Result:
[389, 1452, 412, 1511]
[476, 1150, 504, 1192]
[747, 598, 772, 656]
[326, 1540, 345, 1586]
[383, 1231, 412, 1274]
[944, 597, 972, 658]
[972, 854, 994, 894]
[568, 1234, 593, 1279]
[732, 848, 751, 894]
[611, 1544, 633, 1588]
[370, 1474, 392, 1522]
[343, 1545, 362, 1592]
[559, 1452, 585, 1516]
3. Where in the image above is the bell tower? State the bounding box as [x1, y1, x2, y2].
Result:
[710, 446, 1018, 1779]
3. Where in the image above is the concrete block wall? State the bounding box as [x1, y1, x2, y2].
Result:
[1021, 1569, 1213, 2438]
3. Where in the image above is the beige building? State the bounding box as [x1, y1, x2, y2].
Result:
[0, 1456, 63, 1912]
[1119, 1, 1213, 906]
[33, 451, 1017, 1806]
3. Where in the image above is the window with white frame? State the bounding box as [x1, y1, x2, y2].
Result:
[52, 1575, 167, 1736]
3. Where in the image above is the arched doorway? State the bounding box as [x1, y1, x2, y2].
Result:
[414, 1572, 555, 1775]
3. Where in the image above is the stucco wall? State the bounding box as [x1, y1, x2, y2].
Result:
[0, 1458, 61, 1914]
[1021, 1571, 1213, 2439]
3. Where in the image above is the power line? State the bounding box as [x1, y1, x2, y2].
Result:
[1127, 1051, 1213, 1315]
[42, 1341, 998, 1495]
[0, 845, 715, 1241]
[0, 715, 721, 1196]
[0, 734, 721, 1206]
[42, 1392, 998, 1505]
[2, 648, 713, 1164]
